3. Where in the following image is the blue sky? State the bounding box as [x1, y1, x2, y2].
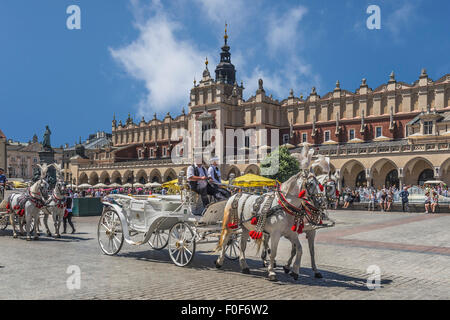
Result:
[1, 0, 449, 147]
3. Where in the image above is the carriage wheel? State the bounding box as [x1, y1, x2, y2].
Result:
[224, 232, 241, 260]
[97, 209, 124, 256]
[168, 222, 196, 267]
[0, 215, 8, 230]
[148, 229, 169, 250]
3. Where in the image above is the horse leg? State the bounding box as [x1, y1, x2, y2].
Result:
[238, 227, 250, 274]
[25, 207, 32, 241]
[261, 234, 270, 267]
[306, 230, 322, 278]
[33, 208, 40, 240]
[43, 210, 52, 237]
[283, 243, 297, 274]
[267, 232, 281, 281]
[215, 228, 231, 268]
[55, 211, 61, 238]
[10, 212, 18, 238]
[286, 232, 302, 281]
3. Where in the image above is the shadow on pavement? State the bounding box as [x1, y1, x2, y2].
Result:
[117, 248, 392, 290]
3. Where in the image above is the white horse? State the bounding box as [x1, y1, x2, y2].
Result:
[6, 164, 49, 240]
[42, 164, 66, 238]
[215, 144, 331, 281]
[261, 155, 338, 276]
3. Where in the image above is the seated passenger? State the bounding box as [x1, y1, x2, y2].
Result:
[207, 157, 231, 201]
[187, 156, 210, 209]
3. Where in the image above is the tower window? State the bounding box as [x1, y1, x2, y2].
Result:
[376, 127, 382, 138]
[424, 121, 433, 135]
[324, 131, 330, 142]
[302, 133, 307, 143]
[349, 129, 355, 140]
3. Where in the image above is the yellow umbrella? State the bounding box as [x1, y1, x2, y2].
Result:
[232, 173, 277, 187]
[162, 179, 178, 188]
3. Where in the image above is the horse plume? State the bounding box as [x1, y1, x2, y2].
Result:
[312, 154, 331, 174]
[292, 143, 314, 170]
[37, 163, 49, 179]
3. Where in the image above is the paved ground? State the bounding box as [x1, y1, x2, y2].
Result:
[1, 205, 449, 300]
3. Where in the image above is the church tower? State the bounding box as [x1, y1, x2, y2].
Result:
[215, 24, 236, 85]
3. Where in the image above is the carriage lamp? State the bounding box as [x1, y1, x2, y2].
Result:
[178, 170, 185, 186]
[229, 173, 235, 186]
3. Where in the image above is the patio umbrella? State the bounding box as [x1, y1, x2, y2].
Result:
[77, 183, 92, 189]
[232, 173, 277, 187]
[109, 183, 121, 188]
[281, 143, 296, 149]
[133, 182, 144, 188]
[122, 183, 132, 188]
[93, 183, 107, 188]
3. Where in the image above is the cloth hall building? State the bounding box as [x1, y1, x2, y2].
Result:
[67, 32, 450, 190]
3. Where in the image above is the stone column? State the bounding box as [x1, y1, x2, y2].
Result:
[398, 168, 404, 189]
[365, 168, 372, 188]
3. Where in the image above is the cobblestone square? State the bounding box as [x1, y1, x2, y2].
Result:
[1, 209, 449, 300]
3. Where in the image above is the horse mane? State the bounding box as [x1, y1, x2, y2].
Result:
[280, 172, 301, 195]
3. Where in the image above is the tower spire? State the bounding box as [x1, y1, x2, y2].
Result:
[224, 22, 228, 45]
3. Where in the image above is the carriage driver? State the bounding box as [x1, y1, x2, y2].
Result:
[207, 157, 231, 201]
[187, 155, 210, 208]
[0, 168, 7, 200]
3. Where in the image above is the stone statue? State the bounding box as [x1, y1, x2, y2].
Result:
[43, 125, 52, 150]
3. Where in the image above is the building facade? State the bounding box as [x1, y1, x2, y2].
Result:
[71, 31, 450, 189]
[6, 134, 64, 181]
[0, 129, 6, 171]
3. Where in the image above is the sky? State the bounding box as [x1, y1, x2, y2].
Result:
[1, 0, 449, 147]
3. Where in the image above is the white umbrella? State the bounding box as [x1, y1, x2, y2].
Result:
[109, 183, 121, 188]
[77, 183, 92, 189]
[93, 183, 107, 188]
[134, 182, 144, 188]
[282, 143, 296, 149]
[122, 183, 132, 188]
[148, 182, 162, 188]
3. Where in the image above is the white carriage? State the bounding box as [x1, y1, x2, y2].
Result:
[97, 174, 240, 266]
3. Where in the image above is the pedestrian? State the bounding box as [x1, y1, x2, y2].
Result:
[368, 191, 377, 211]
[63, 193, 76, 234]
[424, 192, 432, 214]
[399, 186, 409, 212]
[380, 190, 387, 212]
[431, 192, 439, 213]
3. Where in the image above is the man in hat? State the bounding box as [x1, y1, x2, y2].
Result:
[207, 157, 231, 201]
[0, 168, 7, 200]
[187, 154, 210, 208]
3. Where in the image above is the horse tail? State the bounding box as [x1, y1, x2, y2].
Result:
[255, 236, 264, 254]
[215, 197, 233, 252]
[0, 199, 7, 209]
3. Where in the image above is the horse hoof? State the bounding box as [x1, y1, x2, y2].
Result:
[315, 272, 323, 279]
[242, 268, 250, 275]
[268, 274, 278, 282]
[47, 232, 52, 237]
[13, 234, 18, 239]
[290, 272, 299, 281]
[56, 234, 61, 238]
[214, 260, 222, 269]
[283, 266, 290, 274]
[33, 236, 39, 240]
[274, 262, 277, 268]
[26, 237, 31, 241]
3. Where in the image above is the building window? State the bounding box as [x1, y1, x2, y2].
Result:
[33, 158, 37, 163]
[349, 129, 355, 140]
[163, 147, 167, 157]
[282, 134, 290, 144]
[302, 133, 307, 143]
[245, 135, 250, 148]
[424, 121, 433, 135]
[324, 131, 330, 142]
[376, 127, 382, 138]
[150, 149, 154, 158]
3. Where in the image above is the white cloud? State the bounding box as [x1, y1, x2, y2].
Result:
[110, 2, 209, 117]
[266, 6, 308, 55]
[385, 2, 417, 37]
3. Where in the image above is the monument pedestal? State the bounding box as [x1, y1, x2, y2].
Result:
[38, 148, 56, 186]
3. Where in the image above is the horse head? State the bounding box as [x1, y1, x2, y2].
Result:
[51, 163, 66, 197]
